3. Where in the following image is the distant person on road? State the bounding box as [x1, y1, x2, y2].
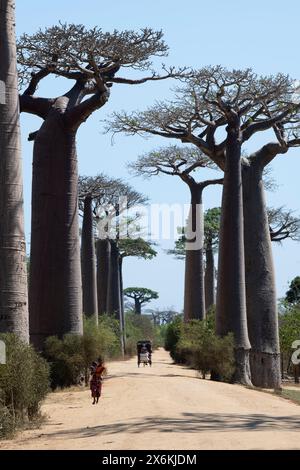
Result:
[90, 357, 106, 405]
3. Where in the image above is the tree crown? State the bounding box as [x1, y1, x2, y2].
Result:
[17, 24, 169, 86]
[106, 66, 300, 168]
[118, 238, 157, 260]
[124, 287, 159, 304]
[128, 145, 216, 178]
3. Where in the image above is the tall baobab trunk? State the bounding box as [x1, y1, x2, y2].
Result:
[119, 256, 126, 350]
[0, 0, 28, 342]
[96, 238, 111, 315]
[23, 81, 109, 349]
[205, 238, 215, 312]
[29, 105, 83, 348]
[216, 117, 251, 385]
[134, 298, 142, 315]
[81, 195, 98, 322]
[107, 240, 124, 354]
[242, 161, 281, 388]
[107, 240, 122, 317]
[184, 185, 205, 321]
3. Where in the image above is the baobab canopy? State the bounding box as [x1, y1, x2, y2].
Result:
[16, 23, 186, 90]
[106, 66, 300, 162]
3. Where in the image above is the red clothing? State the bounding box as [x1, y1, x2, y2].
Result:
[90, 375, 102, 398]
[90, 365, 105, 398]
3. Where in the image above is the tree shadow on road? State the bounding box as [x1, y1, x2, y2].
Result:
[106, 372, 198, 380]
[35, 412, 300, 441]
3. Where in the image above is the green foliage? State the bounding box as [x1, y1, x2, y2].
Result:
[44, 315, 121, 389]
[125, 312, 160, 355]
[204, 207, 221, 249]
[124, 287, 159, 314]
[119, 238, 157, 260]
[285, 277, 300, 305]
[0, 334, 49, 438]
[124, 287, 159, 302]
[98, 315, 123, 358]
[164, 315, 184, 360]
[165, 312, 235, 382]
[44, 335, 84, 389]
[0, 405, 15, 438]
[279, 304, 300, 353]
[167, 207, 221, 259]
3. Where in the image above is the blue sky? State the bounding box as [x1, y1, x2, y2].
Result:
[16, 0, 300, 312]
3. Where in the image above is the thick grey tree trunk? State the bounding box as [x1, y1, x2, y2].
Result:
[216, 118, 251, 385]
[96, 238, 111, 315]
[107, 240, 124, 354]
[0, 0, 29, 342]
[29, 106, 83, 349]
[119, 257, 126, 351]
[205, 238, 215, 312]
[81, 196, 98, 322]
[23, 80, 108, 349]
[183, 186, 205, 321]
[242, 161, 281, 388]
[134, 298, 142, 315]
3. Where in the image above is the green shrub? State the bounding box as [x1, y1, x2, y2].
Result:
[44, 335, 84, 389]
[187, 332, 235, 381]
[164, 315, 183, 360]
[0, 404, 15, 438]
[0, 333, 49, 438]
[44, 315, 121, 389]
[125, 312, 160, 355]
[98, 315, 122, 358]
[165, 312, 235, 382]
[279, 303, 300, 379]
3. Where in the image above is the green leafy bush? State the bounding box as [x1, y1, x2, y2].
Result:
[125, 312, 160, 355]
[0, 333, 49, 438]
[164, 315, 183, 361]
[165, 312, 235, 382]
[44, 315, 121, 389]
[279, 303, 300, 380]
[0, 404, 15, 438]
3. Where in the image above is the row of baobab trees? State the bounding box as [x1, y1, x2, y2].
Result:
[1, 0, 300, 389]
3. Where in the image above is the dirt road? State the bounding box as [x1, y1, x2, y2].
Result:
[1, 348, 300, 450]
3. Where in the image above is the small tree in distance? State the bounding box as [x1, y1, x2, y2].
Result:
[124, 287, 159, 315]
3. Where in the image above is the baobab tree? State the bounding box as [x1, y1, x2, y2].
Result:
[17, 24, 182, 348]
[128, 145, 222, 321]
[167, 208, 221, 312]
[0, 0, 28, 342]
[78, 174, 147, 353]
[203, 208, 221, 311]
[78, 175, 113, 322]
[124, 287, 158, 315]
[146, 308, 178, 325]
[118, 238, 157, 322]
[90, 177, 147, 317]
[107, 66, 300, 386]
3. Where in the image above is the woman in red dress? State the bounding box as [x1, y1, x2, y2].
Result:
[90, 357, 106, 405]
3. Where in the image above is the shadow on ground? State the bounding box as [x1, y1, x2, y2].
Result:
[30, 412, 300, 441]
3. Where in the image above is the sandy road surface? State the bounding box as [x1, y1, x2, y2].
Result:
[1, 348, 300, 450]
